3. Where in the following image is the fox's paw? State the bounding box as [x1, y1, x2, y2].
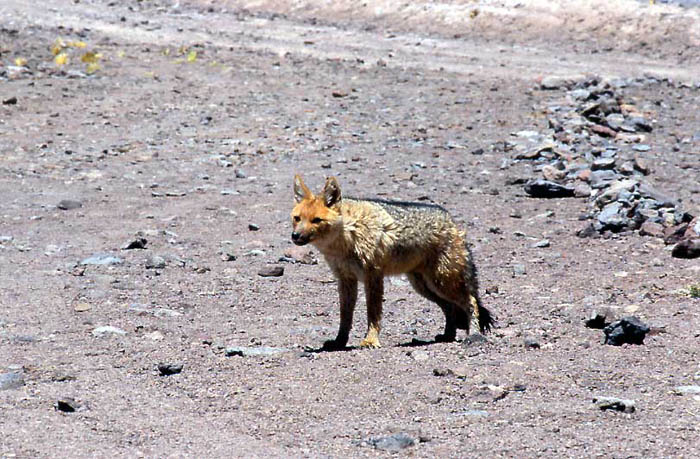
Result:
[321, 339, 347, 351]
[434, 333, 456, 343]
[359, 337, 381, 349]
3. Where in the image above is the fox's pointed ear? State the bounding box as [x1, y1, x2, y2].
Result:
[321, 176, 342, 207]
[293, 174, 313, 203]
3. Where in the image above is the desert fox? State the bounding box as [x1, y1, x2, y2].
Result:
[291, 175, 494, 349]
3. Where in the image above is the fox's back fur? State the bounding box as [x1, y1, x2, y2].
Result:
[291, 175, 494, 349]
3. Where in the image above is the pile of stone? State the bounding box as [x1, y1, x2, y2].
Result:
[507, 75, 698, 258]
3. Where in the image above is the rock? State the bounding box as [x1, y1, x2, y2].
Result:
[523, 338, 540, 349]
[122, 238, 147, 250]
[73, 302, 91, 312]
[410, 350, 429, 362]
[258, 266, 284, 277]
[637, 183, 676, 208]
[462, 334, 489, 347]
[577, 168, 592, 182]
[57, 199, 82, 210]
[225, 346, 290, 357]
[603, 316, 649, 346]
[55, 398, 82, 413]
[573, 183, 592, 198]
[456, 409, 489, 417]
[629, 116, 652, 132]
[592, 158, 616, 170]
[664, 224, 689, 245]
[593, 396, 636, 413]
[584, 308, 614, 329]
[589, 124, 617, 138]
[367, 433, 415, 451]
[145, 255, 166, 269]
[532, 239, 550, 248]
[605, 113, 625, 130]
[594, 179, 638, 208]
[541, 165, 566, 182]
[524, 179, 575, 198]
[146, 331, 164, 341]
[674, 385, 700, 395]
[512, 264, 526, 276]
[92, 326, 127, 337]
[688, 217, 700, 238]
[2, 96, 18, 105]
[590, 170, 618, 189]
[618, 162, 635, 175]
[638, 221, 664, 238]
[221, 252, 237, 262]
[0, 372, 25, 390]
[633, 155, 651, 175]
[158, 363, 184, 376]
[282, 246, 317, 265]
[597, 202, 630, 232]
[248, 224, 260, 231]
[671, 239, 700, 259]
[540, 76, 568, 90]
[80, 253, 123, 266]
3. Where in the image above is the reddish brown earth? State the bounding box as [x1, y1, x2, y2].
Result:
[1, 0, 699, 457]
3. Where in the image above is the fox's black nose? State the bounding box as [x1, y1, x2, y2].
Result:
[291, 231, 301, 241]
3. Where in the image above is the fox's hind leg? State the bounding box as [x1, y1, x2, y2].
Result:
[407, 272, 459, 342]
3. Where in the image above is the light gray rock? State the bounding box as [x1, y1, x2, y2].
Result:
[145, 255, 166, 269]
[225, 346, 290, 357]
[80, 253, 123, 266]
[0, 372, 25, 390]
[367, 433, 416, 451]
[92, 326, 127, 337]
[674, 385, 700, 395]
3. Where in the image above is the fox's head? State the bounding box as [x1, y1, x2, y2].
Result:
[291, 175, 342, 247]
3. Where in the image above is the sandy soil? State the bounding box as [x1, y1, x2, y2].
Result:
[1, 0, 699, 457]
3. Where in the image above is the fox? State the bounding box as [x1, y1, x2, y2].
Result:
[290, 174, 494, 350]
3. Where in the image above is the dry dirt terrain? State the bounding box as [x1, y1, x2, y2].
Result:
[1, 0, 700, 457]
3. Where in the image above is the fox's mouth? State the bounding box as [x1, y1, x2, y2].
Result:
[291, 231, 310, 246]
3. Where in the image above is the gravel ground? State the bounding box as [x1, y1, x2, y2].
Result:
[1, 0, 699, 457]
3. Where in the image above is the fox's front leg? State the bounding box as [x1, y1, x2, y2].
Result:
[359, 272, 383, 348]
[323, 277, 357, 350]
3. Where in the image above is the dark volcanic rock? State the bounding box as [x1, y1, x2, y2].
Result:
[524, 179, 575, 198]
[57, 199, 83, 210]
[671, 239, 700, 259]
[258, 265, 284, 277]
[122, 238, 147, 250]
[603, 316, 650, 346]
[593, 396, 636, 413]
[585, 309, 613, 329]
[158, 363, 184, 376]
[55, 398, 82, 413]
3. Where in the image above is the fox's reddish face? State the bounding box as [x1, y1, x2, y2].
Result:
[291, 175, 341, 246]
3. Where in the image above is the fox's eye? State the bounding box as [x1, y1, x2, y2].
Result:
[311, 218, 323, 224]
[293, 216, 301, 222]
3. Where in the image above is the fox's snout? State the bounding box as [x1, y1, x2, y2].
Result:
[291, 231, 309, 246]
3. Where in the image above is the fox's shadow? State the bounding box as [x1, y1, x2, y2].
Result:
[305, 337, 440, 353]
